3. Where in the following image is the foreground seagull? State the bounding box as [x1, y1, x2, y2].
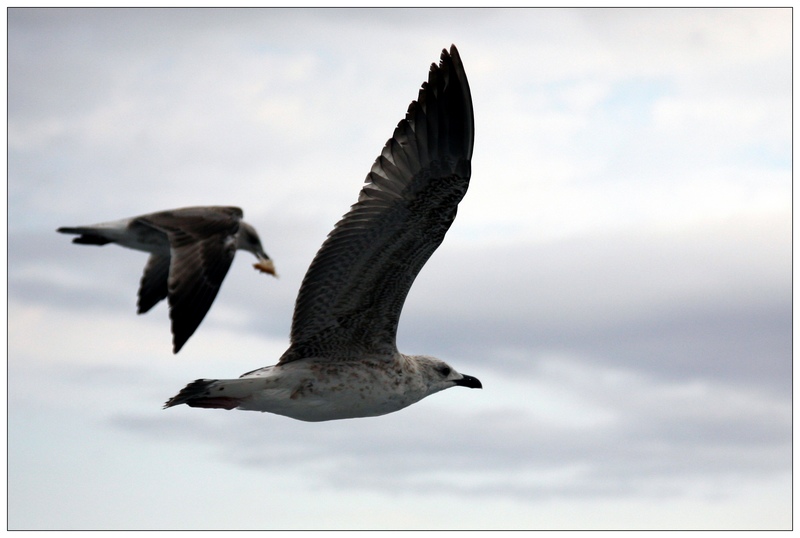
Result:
[57, 206, 276, 353]
[165, 45, 480, 421]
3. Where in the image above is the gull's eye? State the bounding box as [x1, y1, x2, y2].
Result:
[438, 366, 451, 377]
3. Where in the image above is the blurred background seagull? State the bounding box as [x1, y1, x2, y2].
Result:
[165, 45, 481, 421]
[57, 205, 276, 353]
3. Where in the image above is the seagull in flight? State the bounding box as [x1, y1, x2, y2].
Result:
[165, 44, 480, 421]
[58, 206, 276, 353]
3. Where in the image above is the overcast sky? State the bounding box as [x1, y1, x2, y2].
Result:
[7, 7, 791, 530]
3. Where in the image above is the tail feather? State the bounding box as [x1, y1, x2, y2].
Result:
[164, 378, 247, 410]
[57, 227, 114, 246]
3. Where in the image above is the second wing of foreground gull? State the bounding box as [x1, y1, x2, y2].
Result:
[165, 44, 480, 421]
[57, 206, 276, 353]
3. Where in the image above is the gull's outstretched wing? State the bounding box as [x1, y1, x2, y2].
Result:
[281, 45, 474, 364]
[138, 206, 244, 353]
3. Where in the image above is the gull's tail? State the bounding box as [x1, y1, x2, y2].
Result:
[164, 378, 254, 410]
[56, 226, 115, 245]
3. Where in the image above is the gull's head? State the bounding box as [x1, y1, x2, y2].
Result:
[237, 221, 277, 277]
[413, 355, 482, 395]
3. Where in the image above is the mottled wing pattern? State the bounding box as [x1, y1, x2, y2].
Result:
[139, 206, 244, 353]
[281, 45, 474, 363]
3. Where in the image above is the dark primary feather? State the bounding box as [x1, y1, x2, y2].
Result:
[166, 239, 237, 353]
[137, 253, 170, 314]
[281, 45, 474, 364]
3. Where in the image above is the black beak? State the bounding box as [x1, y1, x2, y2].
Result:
[454, 374, 482, 389]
